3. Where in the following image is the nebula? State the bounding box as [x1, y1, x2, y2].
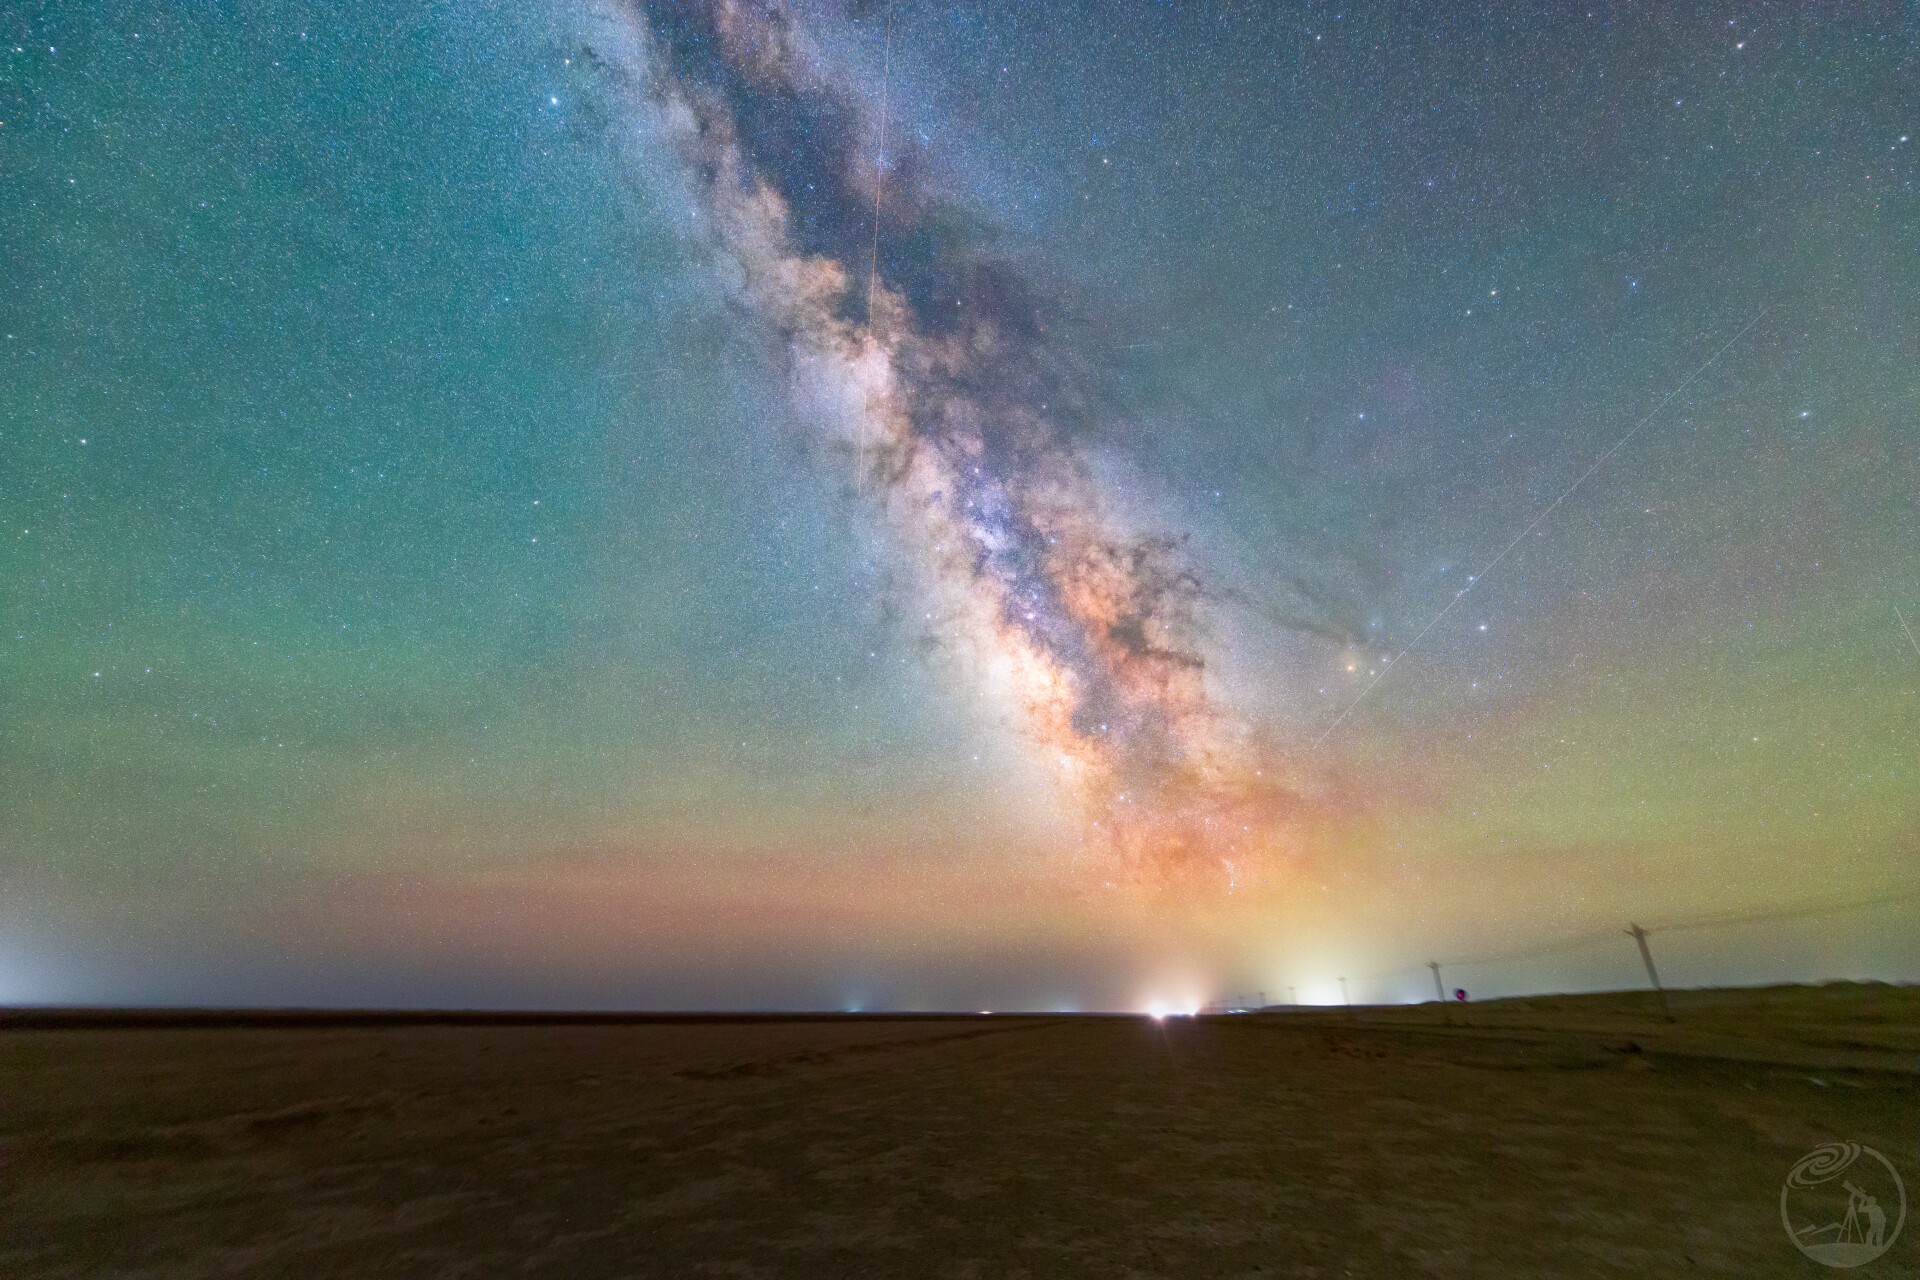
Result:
[588, 0, 1324, 883]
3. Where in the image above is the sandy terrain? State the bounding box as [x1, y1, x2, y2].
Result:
[3, 984, 1916, 1278]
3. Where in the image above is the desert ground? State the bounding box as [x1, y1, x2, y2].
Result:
[4, 984, 1916, 1278]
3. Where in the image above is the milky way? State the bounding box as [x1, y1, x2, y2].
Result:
[7, 0, 1914, 1008]
[578, 0, 1327, 882]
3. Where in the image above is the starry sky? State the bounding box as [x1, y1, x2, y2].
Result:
[3, 0, 1916, 1010]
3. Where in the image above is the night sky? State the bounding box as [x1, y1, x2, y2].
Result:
[4, 1, 1916, 1010]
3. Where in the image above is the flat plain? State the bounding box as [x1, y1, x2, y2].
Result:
[4, 984, 1916, 1278]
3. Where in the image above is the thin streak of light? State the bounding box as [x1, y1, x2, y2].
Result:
[1312, 309, 1767, 750]
[1897, 605, 1920, 661]
[858, 0, 895, 497]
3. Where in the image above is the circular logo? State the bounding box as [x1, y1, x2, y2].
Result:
[1781, 1142, 1906, 1267]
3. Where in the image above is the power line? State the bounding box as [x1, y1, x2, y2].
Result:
[1343, 878, 1920, 987]
[1434, 926, 1626, 971]
[1648, 881, 1920, 935]
[1351, 928, 1623, 983]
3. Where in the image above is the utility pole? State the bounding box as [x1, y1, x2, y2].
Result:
[1627, 923, 1674, 1022]
[1428, 961, 1446, 1003]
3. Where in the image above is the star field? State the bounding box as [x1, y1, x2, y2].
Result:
[1, 1, 1915, 1009]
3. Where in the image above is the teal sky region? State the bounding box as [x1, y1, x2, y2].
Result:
[2, 1, 1916, 1010]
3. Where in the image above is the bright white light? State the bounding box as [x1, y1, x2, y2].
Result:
[1145, 996, 1203, 1019]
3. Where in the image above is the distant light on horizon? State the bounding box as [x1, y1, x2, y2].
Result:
[1143, 995, 1203, 1019]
